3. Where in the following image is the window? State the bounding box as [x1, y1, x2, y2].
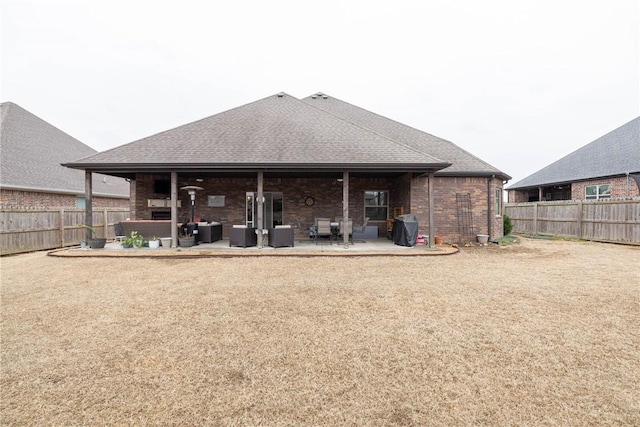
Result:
[364, 191, 388, 220]
[76, 197, 86, 209]
[585, 184, 611, 200]
[495, 188, 502, 216]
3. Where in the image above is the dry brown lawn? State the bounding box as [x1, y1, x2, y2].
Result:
[1, 238, 639, 426]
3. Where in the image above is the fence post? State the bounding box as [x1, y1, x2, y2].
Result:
[533, 202, 538, 234]
[59, 208, 65, 248]
[103, 209, 108, 238]
[576, 200, 583, 239]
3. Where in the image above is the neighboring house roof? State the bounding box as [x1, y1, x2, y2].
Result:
[302, 93, 510, 179]
[0, 102, 129, 197]
[508, 116, 640, 190]
[64, 92, 509, 179]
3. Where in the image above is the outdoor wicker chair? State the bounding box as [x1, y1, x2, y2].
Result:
[268, 225, 294, 248]
[229, 225, 257, 247]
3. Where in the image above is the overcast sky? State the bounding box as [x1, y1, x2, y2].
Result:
[2, 0, 638, 185]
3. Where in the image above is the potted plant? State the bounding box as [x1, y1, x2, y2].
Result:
[78, 224, 107, 249]
[122, 231, 144, 248]
[148, 236, 160, 249]
[178, 232, 195, 247]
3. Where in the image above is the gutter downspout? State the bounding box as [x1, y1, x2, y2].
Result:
[626, 172, 630, 197]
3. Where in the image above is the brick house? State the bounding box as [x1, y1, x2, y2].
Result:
[0, 102, 129, 209]
[63, 92, 510, 246]
[507, 116, 640, 203]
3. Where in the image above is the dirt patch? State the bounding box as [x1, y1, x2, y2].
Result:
[2, 238, 639, 425]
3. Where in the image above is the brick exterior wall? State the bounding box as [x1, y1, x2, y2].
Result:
[410, 176, 504, 243]
[0, 189, 129, 209]
[571, 176, 640, 200]
[132, 173, 502, 243]
[507, 189, 530, 203]
[508, 175, 639, 203]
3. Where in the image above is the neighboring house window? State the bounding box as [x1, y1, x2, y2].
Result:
[585, 184, 611, 200]
[76, 197, 86, 209]
[364, 191, 388, 220]
[495, 188, 502, 216]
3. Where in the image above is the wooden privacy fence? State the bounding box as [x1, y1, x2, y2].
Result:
[504, 200, 640, 245]
[0, 208, 130, 255]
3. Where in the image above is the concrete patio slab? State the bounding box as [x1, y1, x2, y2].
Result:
[49, 238, 459, 258]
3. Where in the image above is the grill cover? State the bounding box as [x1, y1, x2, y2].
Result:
[392, 214, 419, 247]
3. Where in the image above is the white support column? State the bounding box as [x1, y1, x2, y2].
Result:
[85, 171, 93, 242]
[342, 171, 349, 248]
[428, 172, 435, 248]
[257, 171, 264, 248]
[171, 172, 178, 247]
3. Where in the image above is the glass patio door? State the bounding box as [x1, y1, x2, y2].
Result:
[245, 192, 283, 228]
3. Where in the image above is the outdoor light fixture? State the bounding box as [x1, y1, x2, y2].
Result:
[180, 185, 204, 222]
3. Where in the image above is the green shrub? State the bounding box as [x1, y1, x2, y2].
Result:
[503, 214, 513, 236]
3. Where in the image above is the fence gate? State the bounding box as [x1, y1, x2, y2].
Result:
[456, 193, 474, 242]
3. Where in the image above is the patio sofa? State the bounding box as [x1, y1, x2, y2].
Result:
[119, 220, 173, 240]
[119, 220, 224, 244]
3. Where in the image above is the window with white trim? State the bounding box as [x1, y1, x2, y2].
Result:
[364, 191, 388, 220]
[585, 184, 610, 200]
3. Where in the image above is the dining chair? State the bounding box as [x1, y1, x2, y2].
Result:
[315, 219, 332, 244]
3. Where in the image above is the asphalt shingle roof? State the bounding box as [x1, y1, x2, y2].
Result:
[301, 93, 510, 178]
[508, 116, 640, 189]
[0, 102, 129, 197]
[71, 93, 446, 169]
[64, 92, 509, 179]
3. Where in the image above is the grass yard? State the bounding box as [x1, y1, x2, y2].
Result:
[1, 238, 639, 425]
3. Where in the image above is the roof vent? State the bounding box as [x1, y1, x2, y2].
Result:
[277, 92, 285, 98]
[312, 92, 327, 100]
